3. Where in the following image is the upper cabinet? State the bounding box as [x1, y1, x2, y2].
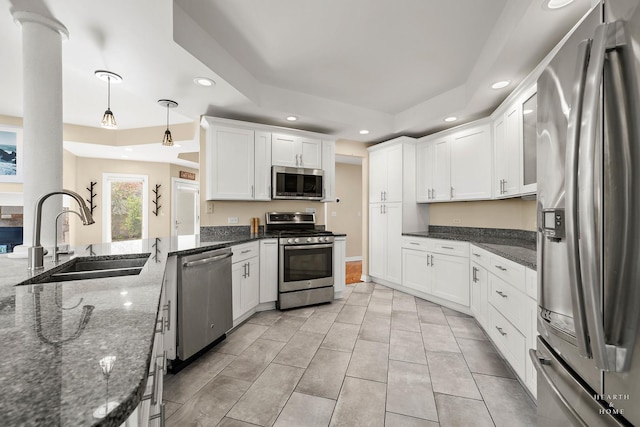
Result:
[202, 117, 335, 202]
[520, 91, 537, 194]
[417, 121, 491, 203]
[272, 133, 322, 169]
[369, 144, 403, 203]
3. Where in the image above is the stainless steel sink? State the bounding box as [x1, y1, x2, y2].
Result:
[33, 254, 150, 283]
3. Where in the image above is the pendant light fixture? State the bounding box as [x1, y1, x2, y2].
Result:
[158, 99, 178, 146]
[94, 70, 122, 129]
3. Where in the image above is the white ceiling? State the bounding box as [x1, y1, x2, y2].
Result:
[0, 0, 592, 164]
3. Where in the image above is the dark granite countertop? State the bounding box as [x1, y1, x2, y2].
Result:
[0, 232, 276, 426]
[403, 226, 537, 270]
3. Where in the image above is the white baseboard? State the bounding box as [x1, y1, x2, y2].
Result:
[361, 274, 371, 282]
[345, 256, 363, 262]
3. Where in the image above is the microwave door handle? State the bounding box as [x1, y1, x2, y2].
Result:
[578, 23, 611, 371]
[564, 38, 592, 360]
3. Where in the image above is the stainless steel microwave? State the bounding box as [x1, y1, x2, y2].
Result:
[272, 166, 324, 200]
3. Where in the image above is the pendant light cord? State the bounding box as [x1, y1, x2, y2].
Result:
[166, 104, 170, 131]
[107, 76, 111, 110]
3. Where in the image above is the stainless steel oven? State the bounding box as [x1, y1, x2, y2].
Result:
[265, 212, 335, 309]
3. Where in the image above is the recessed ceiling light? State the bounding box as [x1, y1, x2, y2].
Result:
[546, 0, 574, 9]
[120, 291, 128, 296]
[123, 301, 132, 307]
[491, 80, 511, 90]
[523, 109, 534, 115]
[359, 130, 370, 135]
[286, 116, 298, 121]
[444, 116, 457, 122]
[194, 77, 215, 87]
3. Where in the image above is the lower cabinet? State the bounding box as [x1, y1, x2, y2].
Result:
[259, 239, 278, 303]
[232, 242, 260, 326]
[470, 260, 489, 329]
[333, 236, 347, 297]
[401, 237, 470, 309]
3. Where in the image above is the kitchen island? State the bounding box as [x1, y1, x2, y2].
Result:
[0, 233, 265, 427]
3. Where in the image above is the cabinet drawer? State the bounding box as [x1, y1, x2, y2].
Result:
[488, 274, 526, 333]
[232, 242, 259, 263]
[489, 254, 525, 292]
[402, 236, 429, 251]
[430, 239, 469, 257]
[525, 268, 537, 300]
[470, 245, 491, 270]
[489, 306, 526, 379]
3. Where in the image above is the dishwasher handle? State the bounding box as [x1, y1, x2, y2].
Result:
[183, 252, 232, 268]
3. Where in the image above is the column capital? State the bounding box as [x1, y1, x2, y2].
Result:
[11, 10, 69, 40]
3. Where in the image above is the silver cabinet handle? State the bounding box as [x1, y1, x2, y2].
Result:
[495, 326, 507, 336]
[380, 204, 383, 214]
[380, 191, 384, 201]
[472, 253, 481, 257]
[251, 185, 254, 198]
[242, 263, 247, 278]
[183, 252, 232, 268]
[432, 188, 435, 199]
[383, 190, 387, 201]
[450, 187, 453, 198]
[247, 261, 250, 277]
[430, 254, 434, 266]
[409, 242, 419, 246]
[299, 153, 303, 165]
[495, 290, 508, 298]
[162, 300, 171, 332]
[494, 265, 507, 272]
[472, 266, 478, 283]
[241, 249, 251, 254]
[442, 246, 455, 250]
[295, 154, 299, 166]
[426, 254, 430, 267]
[427, 189, 432, 199]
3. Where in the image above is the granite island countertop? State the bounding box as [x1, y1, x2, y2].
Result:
[0, 232, 273, 427]
[403, 226, 537, 269]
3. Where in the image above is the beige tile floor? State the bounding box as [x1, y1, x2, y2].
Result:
[163, 283, 537, 427]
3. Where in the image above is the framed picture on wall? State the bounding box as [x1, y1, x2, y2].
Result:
[0, 125, 23, 183]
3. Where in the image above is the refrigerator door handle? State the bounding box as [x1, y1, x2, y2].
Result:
[529, 349, 588, 427]
[564, 38, 593, 360]
[578, 22, 618, 372]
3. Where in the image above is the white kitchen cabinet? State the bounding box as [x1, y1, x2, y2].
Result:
[205, 125, 255, 200]
[321, 140, 336, 202]
[232, 242, 260, 325]
[494, 104, 521, 198]
[431, 252, 469, 306]
[432, 137, 451, 201]
[272, 133, 322, 169]
[520, 89, 537, 195]
[333, 235, 346, 298]
[416, 141, 434, 202]
[254, 131, 272, 200]
[259, 239, 278, 303]
[450, 123, 492, 200]
[369, 202, 402, 283]
[470, 260, 489, 329]
[526, 295, 538, 398]
[369, 143, 403, 203]
[402, 248, 431, 294]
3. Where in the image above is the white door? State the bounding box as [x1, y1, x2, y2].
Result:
[384, 144, 403, 202]
[432, 138, 451, 201]
[451, 125, 492, 200]
[431, 253, 470, 306]
[206, 126, 255, 200]
[299, 137, 322, 169]
[470, 262, 489, 328]
[385, 202, 403, 284]
[402, 249, 430, 293]
[503, 105, 521, 195]
[254, 131, 272, 200]
[416, 142, 432, 202]
[272, 133, 298, 167]
[369, 150, 387, 203]
[172, 178, 199, 236]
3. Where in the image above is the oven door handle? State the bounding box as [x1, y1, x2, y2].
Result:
[284, 243, 334, 250]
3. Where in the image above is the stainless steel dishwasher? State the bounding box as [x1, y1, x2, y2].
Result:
[176, 247, 233, 363]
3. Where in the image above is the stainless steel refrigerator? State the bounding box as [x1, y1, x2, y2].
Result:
[535, 1, 640, 425]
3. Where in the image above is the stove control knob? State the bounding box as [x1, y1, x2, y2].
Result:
[294, 238, 300, 243]
[307, 237, 312, 242]
[318, 237, 325, 242]
[287, 238, 294, 244]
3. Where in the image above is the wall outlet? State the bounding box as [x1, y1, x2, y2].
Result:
[206, 202, 214, 214]
[306, 208, 316, 214]
[228, 217, 239, 224]
[452, 218, 461, 225]
[331, 211, 337, 217]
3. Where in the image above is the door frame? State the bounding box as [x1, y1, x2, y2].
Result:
[171, 178, 200, 237]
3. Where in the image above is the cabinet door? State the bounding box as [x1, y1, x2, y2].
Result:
[299, 137, 322, 169]
[368, 204, 386, 278]
[321, 140, 336, 202]
[520, 91, 537, 194]
[272, 133, 298, 167]
[416, 142, 432, 202]
[385, 202, 403, 284]
[333, 236, 346, 295]
[470, 262, 489, 329]
[403, 248, 430, 293]
[503, 105, 521, 196]
[493, 116, 507, 197]
[254, 131, 272, 200]
[432, 253, 469, 306]
[432, 137, 451, 201]
[206, 126, 255, 200]
[259, 239, 278, 303]
[451, 125, 492, 200]
[244, 258, 260, 311]
[385, 144, 403, 202]
[232, 261, 244, 322]
[369, 150, 387, 203]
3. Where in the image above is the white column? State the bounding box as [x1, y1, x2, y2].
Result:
[10, 10, 68, 256]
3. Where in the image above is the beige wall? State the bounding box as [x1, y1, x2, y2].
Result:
[326, 163, 363, 259]
[429, 198, 537, 231]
